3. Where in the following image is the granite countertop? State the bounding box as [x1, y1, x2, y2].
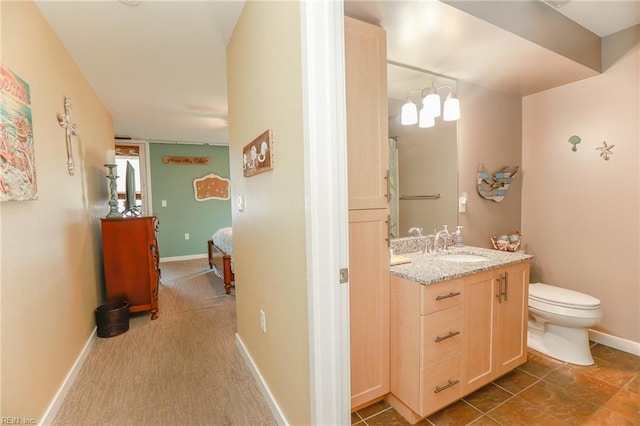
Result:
[390, 245, 533, 285]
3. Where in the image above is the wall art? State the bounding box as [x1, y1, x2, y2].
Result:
[57, 96, 78, 175]
[162, 156, 210, 165]
[596, 141, 614, 160]
[0, 65, 37, 201]
[243, 129, 273, 177]
[193, 173, 230, 201]
[568, 135, 581, 152]
[477, 164, 519, 203]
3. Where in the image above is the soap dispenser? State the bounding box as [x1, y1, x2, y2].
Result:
[455, 226, 464, 247]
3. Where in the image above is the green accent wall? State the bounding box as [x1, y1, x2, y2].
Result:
[149, 143, 231, 258]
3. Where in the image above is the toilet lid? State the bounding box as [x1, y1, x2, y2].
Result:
[529, 283, 601, 309]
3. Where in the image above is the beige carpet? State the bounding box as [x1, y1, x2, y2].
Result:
[52, 259, 276, 426]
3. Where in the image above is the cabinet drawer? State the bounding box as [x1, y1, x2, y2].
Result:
[421, 305, 462, 365]
[421, 353, 462, 414]
[421, 279, 463, 314]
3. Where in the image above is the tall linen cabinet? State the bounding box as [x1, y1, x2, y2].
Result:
[345, 17, 390, 410]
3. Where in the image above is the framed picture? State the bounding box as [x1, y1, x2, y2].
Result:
[0, 66, 37, 201]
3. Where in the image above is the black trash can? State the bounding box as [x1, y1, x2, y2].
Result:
[95, 301, 129, 338]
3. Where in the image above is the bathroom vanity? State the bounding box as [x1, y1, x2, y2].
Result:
[387, 246, 532, 424]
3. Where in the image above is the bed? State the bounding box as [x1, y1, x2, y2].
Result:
[208, 227, 234, 294]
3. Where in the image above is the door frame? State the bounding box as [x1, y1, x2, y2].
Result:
[114, 139, 152, 215]
[300, 1, 350, 425]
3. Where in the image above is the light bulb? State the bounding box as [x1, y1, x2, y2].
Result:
[422, 87, 441, 118]
[443, 96, 460, 121]
[419, 108, 435, 128]
[401, 101, 418, 125]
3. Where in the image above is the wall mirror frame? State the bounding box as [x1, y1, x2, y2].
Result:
[387, 61, 459, 239]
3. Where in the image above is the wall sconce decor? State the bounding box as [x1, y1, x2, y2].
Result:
[400, 83, 460, 128]
[243, 129, 273, 177]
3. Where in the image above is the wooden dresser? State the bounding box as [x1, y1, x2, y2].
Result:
[100, 216, 160, 319]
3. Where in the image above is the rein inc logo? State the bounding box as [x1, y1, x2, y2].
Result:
[1, 418, 35, 424]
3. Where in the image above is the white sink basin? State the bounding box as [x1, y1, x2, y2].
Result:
[439, 254, 490, 263]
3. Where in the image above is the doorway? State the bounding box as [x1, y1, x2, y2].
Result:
[115, 141, 151, 215]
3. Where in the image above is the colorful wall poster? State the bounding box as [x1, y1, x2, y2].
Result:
[0, 65, 37, 201]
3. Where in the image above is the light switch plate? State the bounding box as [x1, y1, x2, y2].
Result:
[236, 194, 245, 212]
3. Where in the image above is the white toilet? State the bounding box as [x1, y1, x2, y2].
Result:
[527, 283, 602, 366]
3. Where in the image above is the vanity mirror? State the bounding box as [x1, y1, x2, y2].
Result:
[387, 62, 459, 238]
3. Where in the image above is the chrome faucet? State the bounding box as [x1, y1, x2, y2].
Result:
[408, 227, 424, 237]
[422, 234, 436, 254]
[434, 225, 451, 251]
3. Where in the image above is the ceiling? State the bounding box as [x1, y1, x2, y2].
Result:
[35, 1, 639, 145]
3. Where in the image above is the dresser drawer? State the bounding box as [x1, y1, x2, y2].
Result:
[421, 305, 463, 365]
[420, 279, 463, 314]
[421, 354, 462, 415]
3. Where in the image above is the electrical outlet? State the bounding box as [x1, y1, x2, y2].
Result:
[185, 233, 190, 240]
[259, 309, 266, 333]
[161, 200, 167, 207]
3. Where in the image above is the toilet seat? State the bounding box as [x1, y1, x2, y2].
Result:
[529, 283, 600, 308]
[529, 283, 602, 319]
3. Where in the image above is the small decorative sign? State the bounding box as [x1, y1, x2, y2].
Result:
[243, 129, 273, 177]
[162, 156, 210, 165]
[0, 65, 37, 201]
[193, 173, 230, 201]
[477, 164, 519, 203]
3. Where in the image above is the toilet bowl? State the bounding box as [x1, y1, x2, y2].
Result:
[527, 283, 602, 366]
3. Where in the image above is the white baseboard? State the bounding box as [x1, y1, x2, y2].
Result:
[235, 334, 288, 426]
[589, 329, 640, 356]
[160, 253, 207, 262]
[39, 328, 97, 426]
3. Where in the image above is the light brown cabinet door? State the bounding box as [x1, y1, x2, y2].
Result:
[345, 16, 389, 210]
[494, 262, 529, 377]
[349, 208, 390, 409]
[462, 262, 530, 394]
[461, 271, 496, 394]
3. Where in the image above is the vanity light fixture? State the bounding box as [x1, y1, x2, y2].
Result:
[401, 100, 418, 125]
[400, 84, 461, 127]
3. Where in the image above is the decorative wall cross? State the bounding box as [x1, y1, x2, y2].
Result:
[57, 97, 79, 175]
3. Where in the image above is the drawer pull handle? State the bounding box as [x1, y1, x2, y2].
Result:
[434, 379, 459, 394]
[435, 330, 460, 343]
[435, 291, 461, 301]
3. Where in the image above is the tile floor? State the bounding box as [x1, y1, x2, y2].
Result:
[352, 343, 639, 426]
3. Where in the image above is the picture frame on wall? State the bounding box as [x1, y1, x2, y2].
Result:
[0, 65, 37, 201]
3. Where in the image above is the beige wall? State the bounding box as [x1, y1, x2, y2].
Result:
[226, 2, 310, 424]
[1, 1, 113, 419]
[522, 28, 639, 342]
[457, 82, 523, 248]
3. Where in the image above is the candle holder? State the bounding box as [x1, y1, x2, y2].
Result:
[104, 164, 123, 218]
